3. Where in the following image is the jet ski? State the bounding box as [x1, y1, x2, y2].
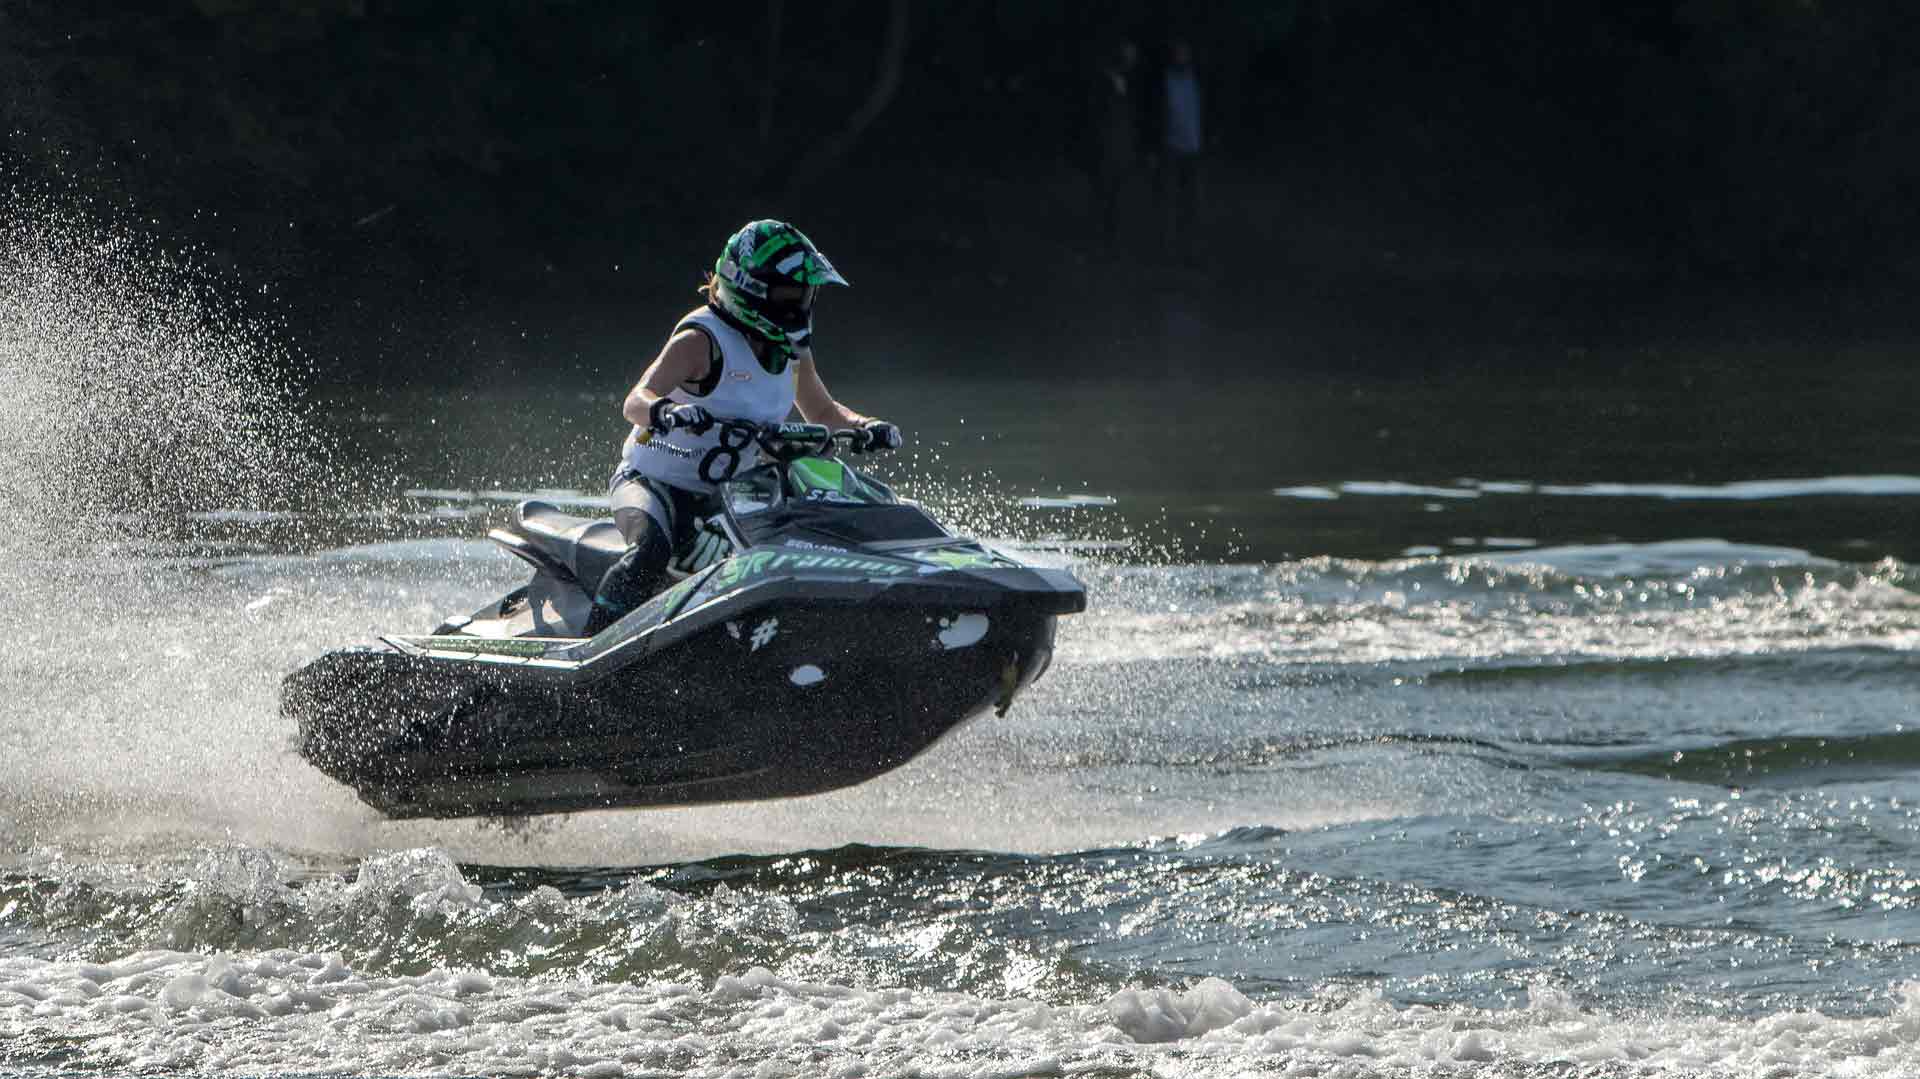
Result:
[285, 420, 1086, 819]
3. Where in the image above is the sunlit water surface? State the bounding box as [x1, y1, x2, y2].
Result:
[4, 202, 1920, 1078]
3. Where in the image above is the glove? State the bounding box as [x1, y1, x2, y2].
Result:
[649, 398, 713, 433]
[854, 419, 903, 453]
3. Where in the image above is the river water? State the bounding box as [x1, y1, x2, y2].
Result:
[3, 208, 1920, 1077]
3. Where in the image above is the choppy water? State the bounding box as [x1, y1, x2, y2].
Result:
[5, 199, 1920, 1077]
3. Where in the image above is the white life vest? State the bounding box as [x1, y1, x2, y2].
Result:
[617, 307, 797, 492]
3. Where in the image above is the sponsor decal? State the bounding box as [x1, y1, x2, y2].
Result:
[780, 539, 847, 552]
[707, 547, 913, 590]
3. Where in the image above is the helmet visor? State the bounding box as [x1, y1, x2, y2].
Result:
[766, 283, 818, 309]
[762, 283, 817, 333]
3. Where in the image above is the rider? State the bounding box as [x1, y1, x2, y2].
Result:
[584, 220, 902, 634]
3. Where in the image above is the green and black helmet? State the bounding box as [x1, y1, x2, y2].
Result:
[708, 220, 847, 367]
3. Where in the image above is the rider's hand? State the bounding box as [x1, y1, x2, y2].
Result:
[649, 399, 714, 433]
[854, 419, 902, 453]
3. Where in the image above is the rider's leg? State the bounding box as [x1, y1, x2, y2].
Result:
[586, 475, 697, 635]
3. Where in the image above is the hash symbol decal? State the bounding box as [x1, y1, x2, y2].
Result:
[750, 618, 779, 651]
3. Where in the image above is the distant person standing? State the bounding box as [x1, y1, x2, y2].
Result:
[1083, 39, 1139, 247]
[1158, 39, 1205, 260]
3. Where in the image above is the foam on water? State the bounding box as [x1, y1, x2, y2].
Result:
[1485, 537, 1839, 575]
[6, 844, 1920, 1078]
[1274, 475, 1920, 501]
[1061, 546, 1918, 669]
[25, 950, 1914, 1078]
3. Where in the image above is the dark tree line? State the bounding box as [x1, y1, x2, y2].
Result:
[4, 1, 1917, 354]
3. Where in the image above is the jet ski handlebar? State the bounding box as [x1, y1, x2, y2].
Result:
[698, 418, 880, 485]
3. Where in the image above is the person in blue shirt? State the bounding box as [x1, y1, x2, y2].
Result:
[1158, 39, 1205, 259]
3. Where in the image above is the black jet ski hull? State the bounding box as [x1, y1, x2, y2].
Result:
[288, 590, 1062, 819]
[288, 457, 1086, 820]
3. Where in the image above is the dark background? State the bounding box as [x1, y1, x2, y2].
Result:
[4, 0, 1919, 382]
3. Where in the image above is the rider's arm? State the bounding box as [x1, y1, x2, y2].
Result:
[620, 330, 712, 427]
[793, 353, 871, 429]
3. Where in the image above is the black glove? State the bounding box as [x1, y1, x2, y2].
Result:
[854, 419, 903, 453]
[649, 398, 713, 433]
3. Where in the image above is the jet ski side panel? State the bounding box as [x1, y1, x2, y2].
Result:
[289, 598, 1057, 819]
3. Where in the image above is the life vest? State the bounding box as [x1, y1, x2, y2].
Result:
[617, 306, 797, 492]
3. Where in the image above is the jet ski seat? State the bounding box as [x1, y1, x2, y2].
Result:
[497, 501, 629, 596]
[493, 500, 734, 603]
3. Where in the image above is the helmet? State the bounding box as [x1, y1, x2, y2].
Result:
[708, 220, 848, 366]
